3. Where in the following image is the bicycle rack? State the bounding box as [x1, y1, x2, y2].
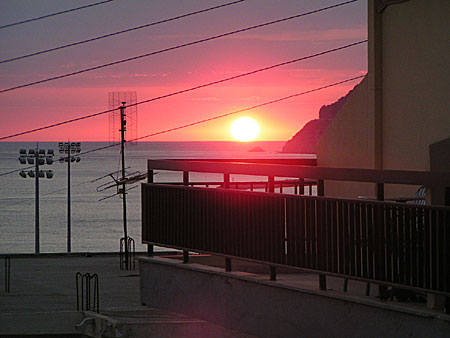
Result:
[119, 236, 136, 270]
[76, 272, 99, 313]
[4, 256, 10, 293]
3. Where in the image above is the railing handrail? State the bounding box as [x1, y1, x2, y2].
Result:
[148, 159, 450, 186]
[142, 182, 450, 211]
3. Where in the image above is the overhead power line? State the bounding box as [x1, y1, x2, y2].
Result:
[132, 75, 366, 141]
[0, 0, 116, 30]
[0, 0, 359, 94]
[0, 0, 246, 64]
[0, 74, 365, 177]
[0, 40, 367, 141]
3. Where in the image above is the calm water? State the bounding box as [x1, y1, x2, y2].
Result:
[0, 141, 312, 254]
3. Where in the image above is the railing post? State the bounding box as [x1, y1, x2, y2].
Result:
[182, 171, 189, 263]
[147, 168, 154, 256]
[4, 256, 10, 293]
[376, 183, 384, 201]
[376, 183, 388, 298]
[183, 250, 189, 264]
[270, 266, 277, 281]
[183, 171, 189, 186]
[224, 173, 230, 189]
[317, 180, 326, 290]
[299, 178, 304, 195]
[268, 176, 275, 193]
[225, 258, 232, 272]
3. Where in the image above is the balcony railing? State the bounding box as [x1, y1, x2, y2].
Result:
[142, 159, 450, 303]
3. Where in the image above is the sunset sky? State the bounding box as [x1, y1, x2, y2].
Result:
[0, 0, 367, 142]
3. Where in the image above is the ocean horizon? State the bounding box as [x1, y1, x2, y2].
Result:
[0, 141, 314, 254]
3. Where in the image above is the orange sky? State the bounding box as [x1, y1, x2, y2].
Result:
[0, 0, 367, 142]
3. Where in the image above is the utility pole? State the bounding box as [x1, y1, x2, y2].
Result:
[120, 102, 129, 269]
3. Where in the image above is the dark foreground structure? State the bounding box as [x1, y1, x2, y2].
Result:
[140, 159, 450, 337]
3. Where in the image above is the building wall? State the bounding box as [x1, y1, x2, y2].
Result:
[317, 0, 450, 200]
[381, 0, 450, 171]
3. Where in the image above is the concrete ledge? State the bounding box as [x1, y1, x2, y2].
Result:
[0, 311, 83, 335]
[139, 256, 450, 338]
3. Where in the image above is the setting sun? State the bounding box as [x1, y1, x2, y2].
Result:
[230, 116, 260, 142]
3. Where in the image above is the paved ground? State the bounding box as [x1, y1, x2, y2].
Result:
[0, 253, 256, 337]
[0, 252, 446, 337]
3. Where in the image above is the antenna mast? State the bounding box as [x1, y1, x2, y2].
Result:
[120, 102, 129, 269]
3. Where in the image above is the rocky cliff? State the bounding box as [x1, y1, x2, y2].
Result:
[282, 83, 360, 154]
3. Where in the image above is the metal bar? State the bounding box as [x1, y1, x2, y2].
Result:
[67, 148, 71, 253]
[183, 250, 189, 264]
[270, 266, 276, 281]
[35, 144, 39, 254]
[268, 176, 275, 193]
[147, 159, 450, 186]
[225, 258, 232, 272]
[5, 256, 10, 293]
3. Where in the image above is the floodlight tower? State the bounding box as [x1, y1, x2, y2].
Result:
[58, 142, 81, 253]
[18, 145, 54, 253]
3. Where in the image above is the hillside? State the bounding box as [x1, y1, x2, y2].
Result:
[281, 83, 360, 154]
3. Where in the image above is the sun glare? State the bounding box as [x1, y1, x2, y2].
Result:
[230, 116, 260, 142]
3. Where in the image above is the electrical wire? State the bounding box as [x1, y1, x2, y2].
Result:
[0, 0, 246, 64]
[133, 75, 365, 141]
[0, 0, 359, 94]
[0, 0, 116, 30]
[0, 74, 365, 177]
[73, 75, 366, 155]
[0, 40, 367, 141]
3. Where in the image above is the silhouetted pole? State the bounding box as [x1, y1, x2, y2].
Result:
[67, 144, 71, 252]
[35, 144, 40, 254]
[120, 102, 129, 269]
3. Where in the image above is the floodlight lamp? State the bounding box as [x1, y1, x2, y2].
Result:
[71, 157, 76, 162]
[39, 149, 45, 155]
[19, 149, 26, 155]
[38, 170, 45, 178]
[28, 171, 35, 178]
[19, 171, 27, 178]
[28, 149, 35, 155]
[59, 158, 65, 163]
[27, 158, 34, 165]
[46, 170, 54, 179]
[19, 157, 26, 164]
[76, 157, 81, 162]
[47, 149, 54, 156]
[46, 157, 53, 165]
[38, 158, 45, 165]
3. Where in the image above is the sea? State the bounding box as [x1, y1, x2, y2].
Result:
[0, 141, 313, 254]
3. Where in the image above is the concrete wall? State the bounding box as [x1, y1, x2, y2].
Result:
[140, 257, 450, 338]
[317, 0, 450, 199]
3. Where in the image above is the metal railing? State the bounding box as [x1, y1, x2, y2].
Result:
[76, 272, 99, 313]
[120, 236, 136, 270]
[142, 184, 450, 296]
